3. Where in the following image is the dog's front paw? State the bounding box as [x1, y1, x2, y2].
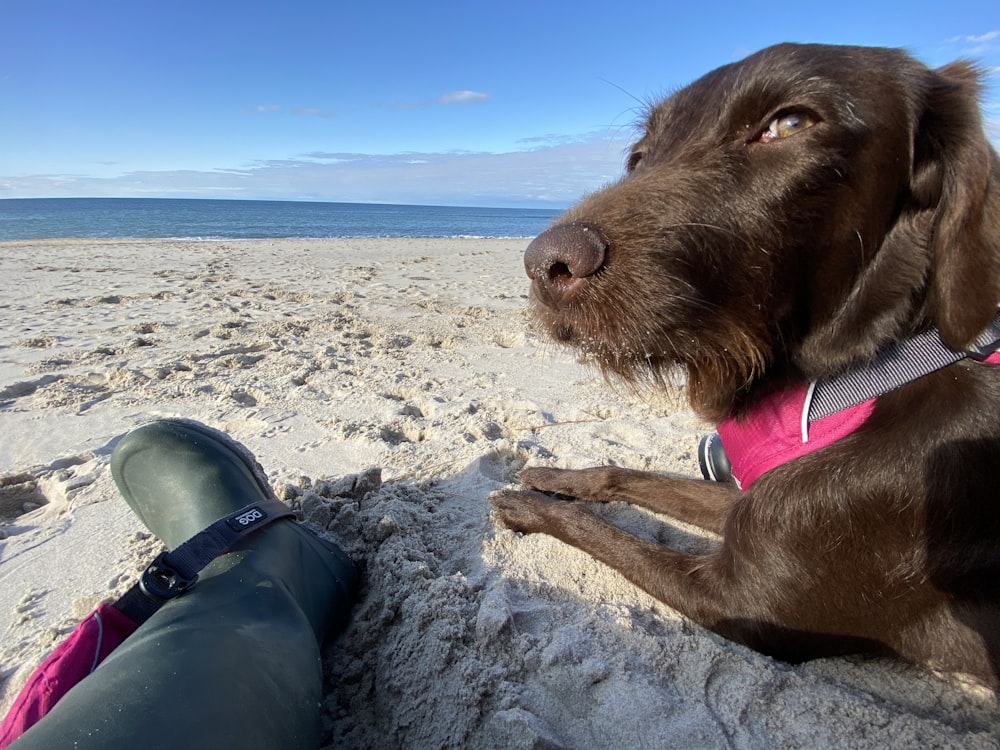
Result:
[490, 489, 560, 535]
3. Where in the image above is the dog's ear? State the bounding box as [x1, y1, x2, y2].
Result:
[915, 61, 1000, 349]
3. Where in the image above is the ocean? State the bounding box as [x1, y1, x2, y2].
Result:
[0, 198, 562, 242]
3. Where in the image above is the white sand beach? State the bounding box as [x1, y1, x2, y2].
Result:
[1, 237, 997, 748]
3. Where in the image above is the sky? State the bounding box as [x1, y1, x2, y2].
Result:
[1, 0, 998, 208]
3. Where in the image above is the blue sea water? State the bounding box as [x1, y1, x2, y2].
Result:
[0, 198, 562, 241]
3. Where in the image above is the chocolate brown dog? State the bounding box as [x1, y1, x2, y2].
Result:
[491, 43, 1000, 686]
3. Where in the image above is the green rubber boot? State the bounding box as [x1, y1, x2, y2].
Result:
[10, 419, 360, 750]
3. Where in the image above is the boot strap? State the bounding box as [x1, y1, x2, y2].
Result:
[114, 498, 295, 624]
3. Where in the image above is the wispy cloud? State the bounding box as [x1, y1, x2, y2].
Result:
[436, 90, 489, 105]
[963, 31, 998, 44]
[294, 106, 337, 118]
[517, 132, 627, 148]
[946, 30, 1000, 56]
[246, 90, 488, 116]
[391, 90, 490, 110]
[946, 30, 999, 46]
[0, 131, 627, 207]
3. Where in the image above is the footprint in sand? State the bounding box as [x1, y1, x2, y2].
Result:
[0, 375, 64, 405]
[0, 473, 50, 524]
[0, 454, 97, 531]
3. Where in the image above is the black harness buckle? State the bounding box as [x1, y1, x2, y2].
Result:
[967, 338, 1000, 361]
[966, 312, 1000, 361]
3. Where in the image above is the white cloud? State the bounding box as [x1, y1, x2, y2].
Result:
[251, 91, 490, 115]
[966, 31, 999, 44]
[391, 90, 491, 110]
[437, 90, 490, 105]
[0, 131, 630, 207]
[947, 31, 999, 45]
[946, 30, 1000, 57]
[294, 106, 337, 118]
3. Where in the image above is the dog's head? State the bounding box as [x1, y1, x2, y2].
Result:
[525, 43, 1000, 421]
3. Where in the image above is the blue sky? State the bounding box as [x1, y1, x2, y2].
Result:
[1, 1, 998, 207]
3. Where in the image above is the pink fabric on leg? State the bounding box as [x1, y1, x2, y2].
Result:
[0, 603, 138, 748]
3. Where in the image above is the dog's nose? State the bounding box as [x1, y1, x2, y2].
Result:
[524, 223, 608, 308]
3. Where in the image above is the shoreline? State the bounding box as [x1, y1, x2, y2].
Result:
[1, 238, 996, 748]
[0, 234, 542, 246]
[0, 197, 562, 244]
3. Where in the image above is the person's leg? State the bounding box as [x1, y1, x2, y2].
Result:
[10, 420, 359, 750]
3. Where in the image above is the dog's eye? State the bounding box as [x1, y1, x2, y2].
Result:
[626, 151, 643, 172]
[759, 112, 816, 142]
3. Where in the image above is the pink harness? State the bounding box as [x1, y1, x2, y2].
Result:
[717, 348, 1000, 491]
[717, 386, 875, 490]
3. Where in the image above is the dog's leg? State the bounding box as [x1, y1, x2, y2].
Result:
[490, 488, 896, 661]
[518, 466, 736, 534]
[491, 489, 736, 621]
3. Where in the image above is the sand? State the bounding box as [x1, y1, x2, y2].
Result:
[0, 237, 997, 748]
